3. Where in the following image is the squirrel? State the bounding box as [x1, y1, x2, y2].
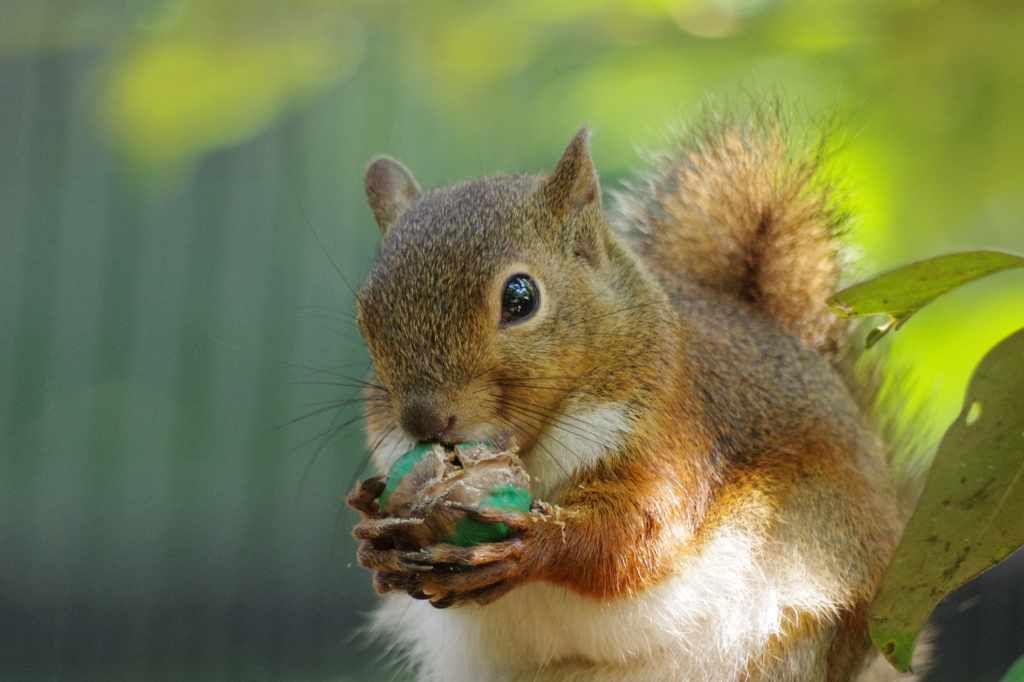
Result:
[345, 111, 922, 682]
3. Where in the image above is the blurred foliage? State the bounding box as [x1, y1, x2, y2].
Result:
[100, 2, 364, 167]
[18, 0, 1015, 433]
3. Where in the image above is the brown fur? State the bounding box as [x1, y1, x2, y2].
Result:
[352, 110, 916, 681]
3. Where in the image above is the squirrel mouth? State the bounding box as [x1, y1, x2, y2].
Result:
[457, 425, 523, 454]
[425, 423, 522, 453]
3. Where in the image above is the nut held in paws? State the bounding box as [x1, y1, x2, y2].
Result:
[378, 443, 532, 549]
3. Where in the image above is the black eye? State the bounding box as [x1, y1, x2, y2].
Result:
[500, 274, 540, 326]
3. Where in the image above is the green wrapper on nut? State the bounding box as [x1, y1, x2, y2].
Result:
[378, 442, 532, 549]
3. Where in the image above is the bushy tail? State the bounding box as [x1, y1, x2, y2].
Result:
[615, 106, 931, 515]
[615, 108, 848, 353]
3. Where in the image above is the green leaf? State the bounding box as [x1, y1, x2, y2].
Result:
[868, 327, 1024, 672]
[828, 251, 1024, 346]
[1001, 656, 1024, 682]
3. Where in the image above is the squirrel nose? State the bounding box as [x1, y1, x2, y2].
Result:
[399, 393, 458, 443]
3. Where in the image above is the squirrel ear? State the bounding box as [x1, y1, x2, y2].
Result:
[365, 157, 421, 234]
[542, 127, 602, 263]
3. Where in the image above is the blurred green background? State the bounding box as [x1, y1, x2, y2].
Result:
[1, 0, 1022, 680]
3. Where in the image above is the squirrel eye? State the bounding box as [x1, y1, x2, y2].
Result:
[500, 274, 540, 327]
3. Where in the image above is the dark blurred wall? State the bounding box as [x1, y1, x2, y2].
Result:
[0, 47, 389, 681]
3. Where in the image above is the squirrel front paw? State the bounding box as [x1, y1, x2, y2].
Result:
[353, 504, 545, 608]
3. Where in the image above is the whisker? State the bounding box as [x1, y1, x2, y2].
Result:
[494, 405, 590, 472]
[281, 361, 386, 391]
[355, 421, 401, 485]
[286, 380, 385, 394]
[296, 304, 361, 320]
[280, 400, 375, 428]
[495, 398, 612, 450]
[332, 423, 400, 559]
[287, 174, 360, 300]
[293, 405, 384, 504]
[496, 393, 599, 427]
[284, 394, 384, 411]
[490, 411, 575, 482]
[467, 347, 498, 384]
[490, 399, 606, 463]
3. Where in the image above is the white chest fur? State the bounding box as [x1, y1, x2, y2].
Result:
[369, 525, 848, 682]
[520, 402, 630, 501]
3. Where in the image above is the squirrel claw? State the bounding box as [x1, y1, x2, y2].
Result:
[428, 593, 456, 609]
[394, 550, 437, 566]
[361, 536, 529, 606]
[417, 560, 521, 607]
[346, 475, 387, 518]
[352, 516, 424, 541]
[358, 543, 434, 572]
[449, 503, 535, 531]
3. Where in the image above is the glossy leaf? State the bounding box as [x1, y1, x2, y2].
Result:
[869, 327, 1024, 671]
[828, 251, 1024, 346]
[1001, 656, 1024, 682]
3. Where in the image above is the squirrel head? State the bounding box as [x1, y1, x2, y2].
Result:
[357, 129, 668, 460]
